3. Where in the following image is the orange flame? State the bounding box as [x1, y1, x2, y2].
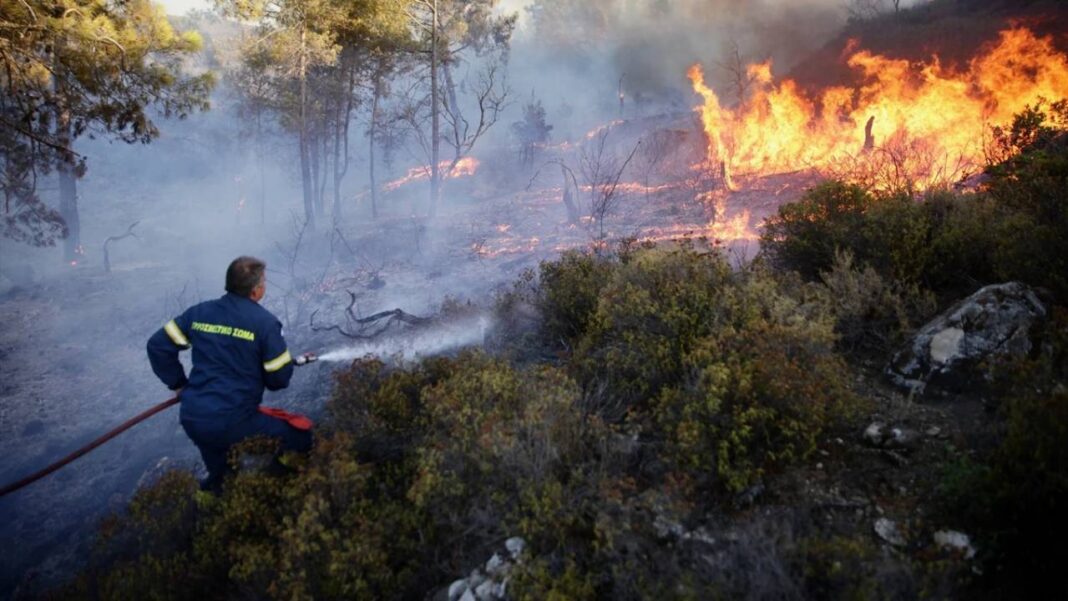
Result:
[383, 157, 480, 192]
[689, 28, 1068, 189]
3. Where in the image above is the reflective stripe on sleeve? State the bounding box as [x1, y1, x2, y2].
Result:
[264, 350, 292, 373]
[164, 320, 190, 348]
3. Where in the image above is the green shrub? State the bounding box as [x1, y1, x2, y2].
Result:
[762, 102, 1068, 304]
[61, 471, 203, 601]
[652, 271, 858, 493]
[572, 245, 734, 408]
[760, 180, 875, 281]
[820, 250, 936, 353]
[537, 250, 615, 346]
[566, 245, 857, 492]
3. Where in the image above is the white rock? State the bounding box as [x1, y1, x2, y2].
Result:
[447, 578, 469, 601]
[863, 422, 885, 446]
[925, 426, 942, 437]
[467, 570, 485, 589]
[505, 537, 526, 560]
[929, 327, 965, 364]
[459, 589, 477, 601]
[887, 427, 919, 449]
[474, 579, 496, 601]
[485, 552, 507, 576]
[934, 530, 976, 559]
[874, 518, 906, 547]
[888, 282, 1049, 395]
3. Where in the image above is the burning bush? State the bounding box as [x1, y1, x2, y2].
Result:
[761, 102, 1068, 303]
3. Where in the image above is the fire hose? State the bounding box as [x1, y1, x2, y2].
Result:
[0, 352, 318, 498]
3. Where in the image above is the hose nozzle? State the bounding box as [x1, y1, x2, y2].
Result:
[295, 352, 318, 366]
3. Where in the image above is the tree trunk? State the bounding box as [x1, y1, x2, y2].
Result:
[53, 40, 80, 263]
[56, 99, 79, 263]
[332, 108, 342, 220]
[561, 164, 580, 225]
[369, 71, 382, 220]
[57, 149, 79, 262]
[429, 0, 440, 218]
[299, 25, 316, 229]
[442, 61, 463, 168]
[311, 124, 325, 217]
[319, 125, 329, 216]
[333, 59, 356, 220]
[257, 112, 266, 225]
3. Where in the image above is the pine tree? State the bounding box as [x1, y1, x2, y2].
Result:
[0, 0, 214, 260]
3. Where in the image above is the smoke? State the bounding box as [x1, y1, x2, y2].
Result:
[317, 313, 494, 363]
[505, 0, 850, 137]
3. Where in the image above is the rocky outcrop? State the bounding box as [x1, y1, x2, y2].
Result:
[887, 282, 1049, 396]
[442, 537, 526, 601]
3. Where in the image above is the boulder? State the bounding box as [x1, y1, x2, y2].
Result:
[874, 517, 906, 547]
[862, 422, 919, 450]
[933, 530, 977, 560]
[887, 282, 1049, 395]
[438, 537, 527, 601]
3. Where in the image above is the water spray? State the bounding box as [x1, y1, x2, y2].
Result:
[314, 313, 493, 364]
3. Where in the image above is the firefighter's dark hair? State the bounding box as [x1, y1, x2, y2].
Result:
[226, 256, 266, 297]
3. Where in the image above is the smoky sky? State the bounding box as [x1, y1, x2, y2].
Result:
[505, 0, 851, 125]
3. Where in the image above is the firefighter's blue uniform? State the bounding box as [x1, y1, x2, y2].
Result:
[147, 292, 311, 489]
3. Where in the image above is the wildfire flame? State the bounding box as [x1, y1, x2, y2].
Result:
[383, 157, 480, 192]
[689, 28, 1068, 189]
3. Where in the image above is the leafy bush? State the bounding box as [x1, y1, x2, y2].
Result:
[651, 267, 858, 493]
[820, 250, 936, 353]
[572, 245, 734, 409]
[536, 250, 615, 347]
[760, 180, 875, 281]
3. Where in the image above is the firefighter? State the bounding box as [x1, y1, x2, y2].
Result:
[147, 256, 312, 492]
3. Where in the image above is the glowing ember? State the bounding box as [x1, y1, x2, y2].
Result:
[383, 157, 481, 192]
[475, 236, 542, 258]
[689, 28, 1068, 189]
[584, 120, 624, 140]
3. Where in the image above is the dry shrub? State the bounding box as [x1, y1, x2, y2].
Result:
[820, 250, 936, 354]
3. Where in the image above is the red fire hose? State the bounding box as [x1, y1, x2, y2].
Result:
[0, 396, 179, 498]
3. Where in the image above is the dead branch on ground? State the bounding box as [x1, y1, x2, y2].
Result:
[103, 221, 140, 273]
[309, 290, 430, 339]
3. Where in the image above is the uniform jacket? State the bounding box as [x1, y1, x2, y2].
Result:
[147, 293, 294, 422]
